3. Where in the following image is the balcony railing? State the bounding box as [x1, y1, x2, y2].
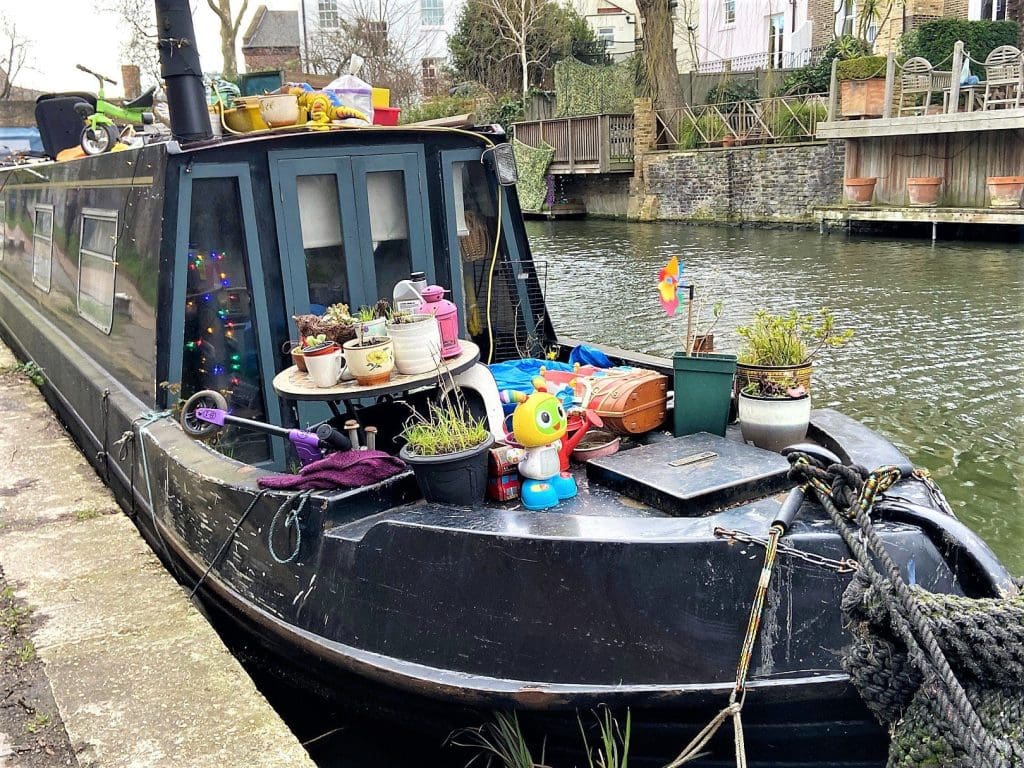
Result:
[655, 94, 828, 149]
[697, 45, 828, 74]
[511, 114, 635, 174]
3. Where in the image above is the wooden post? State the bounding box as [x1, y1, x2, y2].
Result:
[598, 114, 609, 173]
[828, 58, 839, 122]
[948, 41, 964, 115]
[883, 53, 895, 119]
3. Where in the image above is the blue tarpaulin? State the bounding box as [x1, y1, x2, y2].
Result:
[0, 127, 43, 154]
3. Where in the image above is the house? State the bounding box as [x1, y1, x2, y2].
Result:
[242, 6, 302, 72]
[576, 0, 640, 61]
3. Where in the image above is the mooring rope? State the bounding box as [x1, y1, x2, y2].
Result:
[268, 490, 313, 565]
[788, 453, 1014, 768]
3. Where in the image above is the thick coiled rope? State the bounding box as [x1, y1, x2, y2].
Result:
[788, 453, 1022, 768]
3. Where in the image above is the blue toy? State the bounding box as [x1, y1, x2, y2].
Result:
[509, 377, 578, 510]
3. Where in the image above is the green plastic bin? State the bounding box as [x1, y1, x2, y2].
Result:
[672, 352, 737, 437]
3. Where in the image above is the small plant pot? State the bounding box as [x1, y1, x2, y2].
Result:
[986, 176, 1024, 208]
[738, 392, 811, 453]
[400, 434, 495, 505]
[906, 177, 942, 207]
[387, 314, 442, 375]
[282, 340, 307, 372]
[358, 317, 387, 337]
[844, 177, 877, 206]
[342, 336, 395, 386]
[673, 352, 737, 438]
[692, 334, 714, 353]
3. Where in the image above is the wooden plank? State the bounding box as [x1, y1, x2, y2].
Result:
[817, 108, 1024, 138]
[816, 205, 1024, 225]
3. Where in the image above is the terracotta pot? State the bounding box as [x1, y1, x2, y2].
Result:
[986, 176, 1024, 208]
[844, 177, 877, 206]
[906, 177, 942, 207]
[721, 135, 736, 148]
[840, 79, 886, 118]
[691, 334, 714, 353]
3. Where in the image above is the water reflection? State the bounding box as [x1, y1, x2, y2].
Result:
[527, 219, 1024, 576]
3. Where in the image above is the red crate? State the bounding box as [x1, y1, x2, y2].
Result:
[373, 107, 401, 126]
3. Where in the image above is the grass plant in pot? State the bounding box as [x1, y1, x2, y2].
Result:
[399, 392, 494, 506]
[738, 375, 811, 452]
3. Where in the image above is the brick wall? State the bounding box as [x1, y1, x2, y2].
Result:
[632, 141, 846, 225]
[243, 47, 300, 73]
[944, 0, 969, 16]
[809, 0, 836, 48]
[0, 101, 36, 128]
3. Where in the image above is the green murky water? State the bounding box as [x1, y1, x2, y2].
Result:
[527, 219, 1024, 576]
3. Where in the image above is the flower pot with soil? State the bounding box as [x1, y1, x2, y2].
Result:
[738, 377, 812, 453]
[986, 176, 1024, 208]
[387, 312, 442, 374]
[342, 335, 395, 386]
[844, 177, 877, 206]
[906, 177, 943, 207]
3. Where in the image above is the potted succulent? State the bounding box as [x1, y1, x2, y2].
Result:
[735, 307, 853, 398]
[672, 291, 735, 438]
[386, 310, 443, 374]
[342, 335, 395, 386]
[399, 394, 494, 505]
[355, 299, 390, 338]
[293, 302, 357, 347]
[738, 375, 811, 452]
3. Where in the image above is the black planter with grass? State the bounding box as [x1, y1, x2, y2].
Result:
[399, 434, 494, 506]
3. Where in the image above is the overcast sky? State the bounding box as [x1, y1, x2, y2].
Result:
[5, 0, 294, 95]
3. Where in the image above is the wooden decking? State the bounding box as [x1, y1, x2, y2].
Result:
[817, 108, 1024, 139]
[512, 114, 634, 174]
[817, 205, 1024, 237]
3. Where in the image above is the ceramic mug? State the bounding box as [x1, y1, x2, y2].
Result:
[304, 343, 345, 388]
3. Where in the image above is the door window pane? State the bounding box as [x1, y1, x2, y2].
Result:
[0, 200, 6, 261]
[33, 205, 53, 292]
[182, 177, 269, 463]
[296, 174, 349, 313]
[77, 209, 117, 333]
[366, 170, 412, 303]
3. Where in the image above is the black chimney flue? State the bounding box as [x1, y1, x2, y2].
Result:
[154, 0, 213, 143]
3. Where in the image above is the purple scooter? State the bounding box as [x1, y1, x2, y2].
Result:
[180, 389, 350, 466]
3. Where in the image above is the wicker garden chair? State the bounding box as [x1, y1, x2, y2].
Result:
[981, 45, 1023, 110]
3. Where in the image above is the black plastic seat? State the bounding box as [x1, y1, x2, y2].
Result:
[34, 93, 96, 158]
[125, 86, 156, 109]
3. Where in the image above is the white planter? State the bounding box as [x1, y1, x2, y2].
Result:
[738, 392, 811, 453]
[386, 315, 442, 374]
[342, 336, 394, 386]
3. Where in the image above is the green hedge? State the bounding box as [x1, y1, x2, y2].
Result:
[836, 55, 888, 81]
[901, 19, 1020, 76]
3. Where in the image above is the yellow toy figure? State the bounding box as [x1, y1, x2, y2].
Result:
[510, 377, 578, 510]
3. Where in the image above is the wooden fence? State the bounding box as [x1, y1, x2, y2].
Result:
[511, 114, 634, 174]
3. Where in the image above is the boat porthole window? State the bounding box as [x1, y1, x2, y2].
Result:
[0, 200, 5, 262]
[77, 209, 118, 334]
[32, 204, 54, 293]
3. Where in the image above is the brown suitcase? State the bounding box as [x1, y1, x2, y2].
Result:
[586, 369, 668, 435]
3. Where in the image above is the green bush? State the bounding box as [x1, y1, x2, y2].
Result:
[900, 19, 1020, 77]
[677, 112, 728, 148]
[782, 35, 871, 94]
[400, 96, 474, 124]
[836, 55, 889, 81]
[768, 101, 827, 141]
[705, 78, 758, 106]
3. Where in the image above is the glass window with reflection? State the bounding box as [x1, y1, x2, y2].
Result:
[77, 209, 117, 333]
[296, 174, 349, 313]
[181, 177, 269, 464]
[33, 204, 53, 292]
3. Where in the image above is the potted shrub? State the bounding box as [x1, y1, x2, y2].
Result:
[399, 394, 494, 505]
[735, 307, 853, 398]
[907, 176, 943, 207]
[673, 289, 735, 438]
[986, 176, 1024, 208]
[837, 55, 888, 118]
[387, 310, 442, 374]
[738, 376, 812, 452]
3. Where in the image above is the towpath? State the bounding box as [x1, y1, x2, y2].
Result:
[0, 341, 316, 768]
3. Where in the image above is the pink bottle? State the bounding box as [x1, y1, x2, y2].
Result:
[418, 285, 462, 359]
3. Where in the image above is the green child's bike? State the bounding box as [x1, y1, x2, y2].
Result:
[74, 64, 156, 154]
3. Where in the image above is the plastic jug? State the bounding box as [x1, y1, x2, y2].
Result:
[418, 285, 462, 359]
[393, 271, 427, 313]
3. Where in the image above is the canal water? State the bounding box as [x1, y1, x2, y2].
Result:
[265, 220, 1022, 767]
[526, 219, 1024, 576]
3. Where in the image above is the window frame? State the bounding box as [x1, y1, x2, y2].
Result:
[318, 0, 339, 28]
[32, 203, 54, 293]
[420, 0, 444, 27]
[723, 0, 736, 25]
[76, 207, 119, 334]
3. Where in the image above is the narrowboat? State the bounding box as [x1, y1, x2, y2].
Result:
[0, 5, 1016, 766]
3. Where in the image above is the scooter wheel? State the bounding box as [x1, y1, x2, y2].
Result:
[180, 389, 228, 439]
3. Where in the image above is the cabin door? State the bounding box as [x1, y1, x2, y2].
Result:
[270, 148, 433, 321]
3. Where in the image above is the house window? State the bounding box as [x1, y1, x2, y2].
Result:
[421, 0, 443, 26]
[32, 204, 53, 292]
[318, 0, 339, 28]
[77, 209, 118, 334]
[598, 27, 615, 49]
[0, 201, 5, 262]
[723, 0, 735, 24]
[422, 57, 441, 96]
[980, 0, 1007, 19]
[768, 14, 784, 68]
[838, 0, 856, 37]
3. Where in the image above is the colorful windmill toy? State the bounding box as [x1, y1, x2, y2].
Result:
[657, 255, 696, 353]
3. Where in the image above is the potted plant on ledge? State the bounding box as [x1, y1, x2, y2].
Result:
[399, 393, 494, 506]
[738, 376, 811, 452]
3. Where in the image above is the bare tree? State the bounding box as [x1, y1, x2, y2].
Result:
[305, 0, 438, 104]
[477, 0, 549, 97]
[102, 0, 161, 86]
[636, 0, 684, 109]
[206, 0, 249, 80]
[0, 14, 32, 100]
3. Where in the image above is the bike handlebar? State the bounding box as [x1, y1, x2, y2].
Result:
[76, 64, 118, 85]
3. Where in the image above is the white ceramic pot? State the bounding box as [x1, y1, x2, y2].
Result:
[387, 315, 442, 375]
[342, 336, 395, 386]
[738, 392, 811, 453]
[258, 94, 300, 127]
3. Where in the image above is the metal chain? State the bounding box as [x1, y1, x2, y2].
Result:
[714, 526, 860, 574]
[912, 467, 955, 516]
